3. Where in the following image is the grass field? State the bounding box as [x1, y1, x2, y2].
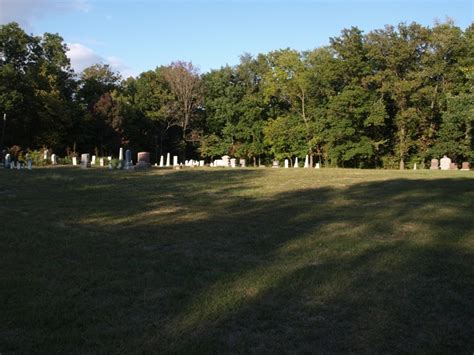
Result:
[1, 167, 473, 353]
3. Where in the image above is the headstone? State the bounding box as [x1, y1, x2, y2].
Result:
[230, 158, 237, 168]
[166, 153, 170, 167]
[461, 162, 470, 171]
[185, 160, 189, 166]
[10, 161, 15, 169]
[27, 159, 32, 170]
[272, 160, 279, 168]
[99, 158, 104, 167]
[108, 156, 112, 162]
[449, 162, 458, 170]
[315, 162, 320, 169]
[80, 153, 91, 169]
[17, 161, 21, 170]
[222, 155, 230, 167]
[239, 159, 246, 168]
[430, 159, 439, 170]
[136, 152, 151, 169]
[51, 154, 57, 165]
[124, 149, 133, 169]
[200, 160, 205, 167]
[440, 155, 451, 170]
[304, 155, 309, 168]
[173, 155, 178, 166]
[5, 153, 11, 169]
[119, 147, 124, 161]
[91, 155, 96, 165]
[159, 155, 164, 167]
[72, 156, 77, 166]
[294, 157, 299, 168]
[284, 159, 289, 168]
[43, 149, 48, 160]
[413, 163, 417, 170]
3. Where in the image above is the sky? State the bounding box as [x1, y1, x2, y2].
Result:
[0, 0, 472, 77]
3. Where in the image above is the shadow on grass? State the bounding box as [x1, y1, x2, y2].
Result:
[1, 168, 473, 352]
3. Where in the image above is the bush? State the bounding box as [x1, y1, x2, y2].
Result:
[110, 159, 123, 169]
[26, 149, 49, 166]
[58, 156, 72, 165]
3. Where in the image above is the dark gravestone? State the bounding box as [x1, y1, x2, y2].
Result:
[124, 149, 134, 169]
[136, 152, 151, 169]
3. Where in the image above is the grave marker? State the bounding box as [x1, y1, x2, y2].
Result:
[440, 155, 451, 170]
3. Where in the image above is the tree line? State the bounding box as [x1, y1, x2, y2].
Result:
[1, 21, 472, 168]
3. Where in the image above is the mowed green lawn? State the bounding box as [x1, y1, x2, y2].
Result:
[1, 167, 473, 353]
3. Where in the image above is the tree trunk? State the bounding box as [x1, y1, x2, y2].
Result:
[400, 159, 405, 170]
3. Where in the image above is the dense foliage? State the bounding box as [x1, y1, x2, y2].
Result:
[1, 21, 472, 167]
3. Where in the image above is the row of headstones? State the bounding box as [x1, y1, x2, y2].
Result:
[430, 156, 470, 170]
[3, 154, 33, 170]
[275, 157, 321, 169]
[73, 155, 113, 167]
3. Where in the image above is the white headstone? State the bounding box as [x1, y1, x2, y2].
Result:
[119, 147, 124, 161]
[91, 155, 96, 165]
[230, 158, 237, 168]
[51, 154, 57, 165]
[27, 160, 32, 170]
[304, 155, 309, 168]
[294, 157, 299, 168]
[315, 162, 320, 169]
[72, 157, 77, 166]
[200, 160, 205, 167]
[284, 159, 289, 168]
[43, 150, 48, 160]
[159, 155, 164, 167]
[80, 154, 91, 169]
[440, 155, 451, 170]
[166, 153, 170, 167]
[222, 155, 230, 167]
[173, 155, 178, 166]
[99, 158, 104, 167]
[413, 163, 417, 170]
[239, 159, 246, 167]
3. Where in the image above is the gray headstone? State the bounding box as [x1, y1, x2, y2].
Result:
[5, 153, 11, 169]
[80, 153, 91, 169]
[124, 149, 133, 169]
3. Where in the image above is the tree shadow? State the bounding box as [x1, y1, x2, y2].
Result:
[1, 169, 473, 352]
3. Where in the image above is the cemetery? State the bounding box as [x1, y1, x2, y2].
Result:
[1, 10, 473, 354]
[1, 158, 473, 352]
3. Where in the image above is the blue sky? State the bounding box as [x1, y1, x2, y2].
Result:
[1, 0, 472, 77]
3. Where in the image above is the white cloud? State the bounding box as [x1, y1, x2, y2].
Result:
[0, 0, 90, 28]
[67, 43, 137, 78]
[67, 43, 102, 72]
